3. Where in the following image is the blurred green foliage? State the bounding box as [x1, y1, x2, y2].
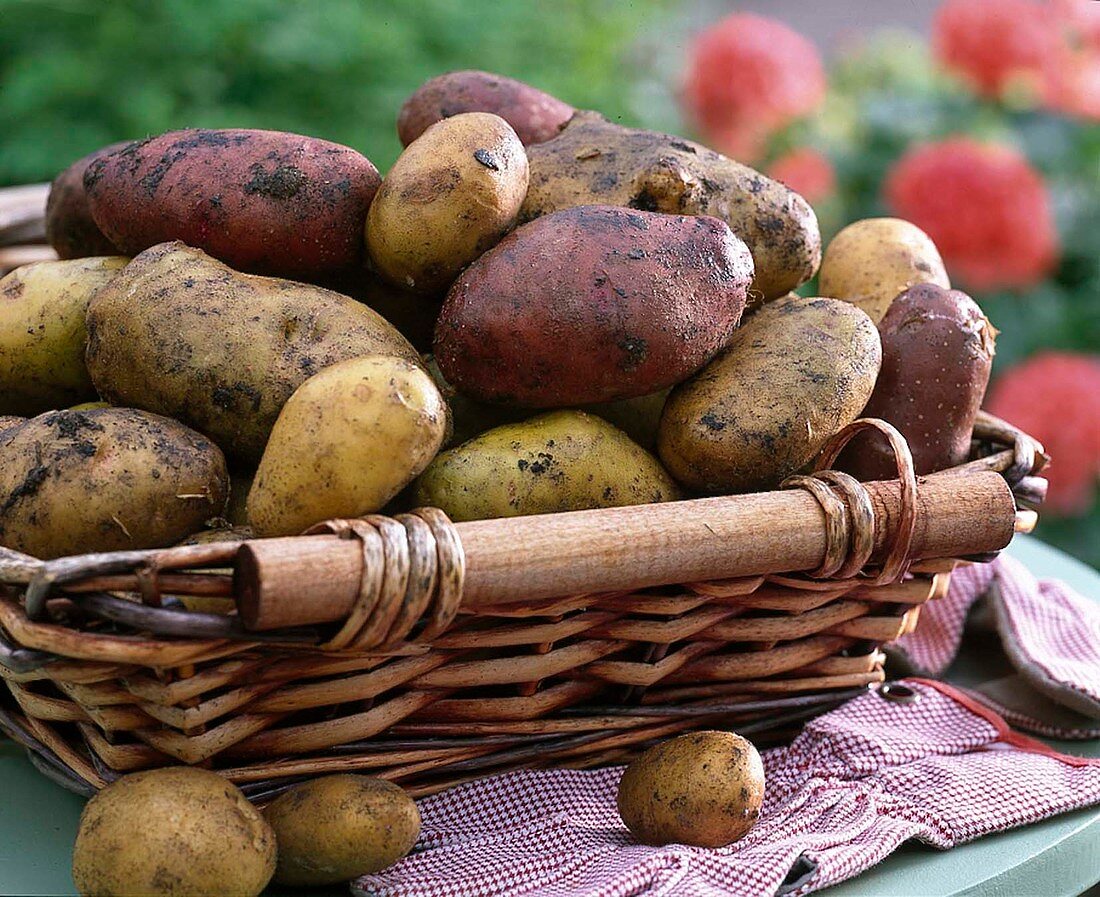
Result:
[0, 0, 672, 184]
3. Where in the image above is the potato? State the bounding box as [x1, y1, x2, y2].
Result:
[585, 388, 670, 451]
[435, 205, 754, 407]
[84, 128, 381, 281]
[412, 410, 681, 521]
[0, 408, 228, 559]
[45, 142, 127, 258]
[72, 767, 275, 897]
[263, 775, 421, 886]
[335, 272, 441, 353]
[0, 416, 24, 432]
[659, 296, 881, 494]
[398, 70, 574, 146]
[841, 284, 996, 480]
[521, 111, 820, 301]
[426, 355, 523, 446]
[819, 217, 950, 323]
[225, 472, 254, 526]
[248, 356, 447, 537]
[617, 731, 764, 847]
[86, 242, 421, 463]
[368, 112, 529, 296]
[0, 256, 127, 416]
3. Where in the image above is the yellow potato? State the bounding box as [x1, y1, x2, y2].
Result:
[72, 768, 276, 897]
[818, 217, 949, 323]
[0, 407, 228, 559]
[617, 731, 765, 847]
[0, 256, 126, 415]
[367, 111, 529, 295]
[263, 775, 421, 886]
[412, 410, 681, 521]
[248, 356, 448, 536]
[658, 296, 881, 494]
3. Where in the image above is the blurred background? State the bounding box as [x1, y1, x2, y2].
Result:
[2, 0, 1098, 565]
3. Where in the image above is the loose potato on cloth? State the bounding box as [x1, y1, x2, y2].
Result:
[521, 111, 820, 301]
[83, 128, 381, 281]
[85, 242, 420, 464]
[434, 204, 754, 407]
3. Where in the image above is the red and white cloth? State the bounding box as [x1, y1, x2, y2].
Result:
[356, 561, 1100, 897]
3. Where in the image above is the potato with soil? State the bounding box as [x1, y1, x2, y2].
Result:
[264, 775, 421, 885]
[368, 112, 529, 296]
[45, 142, 128, 258]
[819, 217, 950, 323]
[72, 767, 275, 897]
[659, 296, 881, 494]
[617, 731, 765, 847]
[434, 205, 754, 407]
[248, 356, 448, 537]
[412, 410, 681, 521]
[83, 128, 381, 281]
[520, 111, 820, 301]
[841, 283, 996, 480]
[0, 408, 227, 559]
[85, 242, 420, 464]
[398, 69, 574, 146]
[0, 256, 127, 416]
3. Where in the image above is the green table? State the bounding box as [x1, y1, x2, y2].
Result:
[0, 535, 1097, 897]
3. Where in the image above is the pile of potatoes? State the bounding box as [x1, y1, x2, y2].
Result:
[1, 69, 996, 559]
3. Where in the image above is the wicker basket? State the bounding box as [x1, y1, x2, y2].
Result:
[0, 187, 1048, 801]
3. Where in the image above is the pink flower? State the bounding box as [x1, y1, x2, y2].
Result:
[766, 148, 836, 205]
[682, 13, 825, 162]
[987, 352, 1100, 515]
[884, 138, 1059, 291]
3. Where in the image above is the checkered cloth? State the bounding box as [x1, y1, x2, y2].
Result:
[356, 680, 1100, 897]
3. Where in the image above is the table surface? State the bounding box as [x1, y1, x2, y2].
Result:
[0, 534, 1096, 897]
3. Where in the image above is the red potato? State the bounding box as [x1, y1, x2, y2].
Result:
[841, 283, 996, 480]
[434, 204, 754, 407]
[45, 142, 128, 258]
[83, 129, 380, 281]
[398, 70, 574, 146]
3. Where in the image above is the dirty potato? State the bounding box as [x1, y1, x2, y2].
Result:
[0, 408, 228, 559]
[521, 111, 820, 300]
[45, 142, 128, 258]
[248, 357, 448, 537]
[412, 410, 681, 521]
[398, 69, 574, 146]
[85, 242, 420, 464]
[0, 256, 127, 416]
[368, 112, 529, 296]
[819, 217, 950, 323]
[434, 205, 753, 407]
[658, 296, 881, 494]
[84, 129, 381, 281]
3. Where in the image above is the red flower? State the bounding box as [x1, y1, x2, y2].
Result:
[933, 0, 1063, 102]
[884, 138, 1059, 291]
[682, 13, 825, 162]
[987, 352, 1100, 515]
[767, 148, 836, 205]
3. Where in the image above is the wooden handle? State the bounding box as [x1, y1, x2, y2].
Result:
[235, 471, 1016, 630]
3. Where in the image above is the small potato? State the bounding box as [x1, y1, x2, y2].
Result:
[368, 112, 529, 296]
[585, 388, 670, 451]
[412, 410, 681, 521]
[398, 70, 574, 146]
[819, 217, 950, 323]
[45, 142, 128, 258]
[841, 283, 996, 479]
[617, 731, 765, 847]
[435, 205, 753, 407]
[248, 357, 448, 537]
[0, 416, 24, 432]
[84, 129, 381, 281]
[521, 111, 820, 300]
[86, 242, 420, 463]
[263, 775, 421, 886]
[334, 272, 442, 353]
[0, 408, 228, 559]
[0, 256, 127, 416]
[659, 296, 881, 494]
[72, 768, 276, 897]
